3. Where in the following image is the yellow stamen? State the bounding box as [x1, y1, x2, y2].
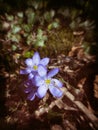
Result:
[45, 79, 51, 85]
[33, 65, 38, 70]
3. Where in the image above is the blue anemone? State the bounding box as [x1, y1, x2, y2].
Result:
[24, 79, 38, 101]
[20, 52, 49, 79]
[34, 65, 63, 98]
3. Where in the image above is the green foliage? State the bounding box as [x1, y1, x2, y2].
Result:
[48, 20, 60, 30]
[17, 12, 24, 18]
[44, 10, 55, 22]
[25, 8, 35, 24]
[1, 0, 96, 58]
[12, 45, 17, 51]
[11, 25, 21, 34]
[4, 7, 61, 51]
[23, 51, 34, 58]
[22, 24, 31, 33]
[7, 32, 21, 43]
[27, 0, 48, 10]
[5, 14, 14, 21]
[34, 29, 47, 47]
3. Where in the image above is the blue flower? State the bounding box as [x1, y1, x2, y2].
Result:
[24, 79, 38, 101]
[20, 52, 49, 79]
[20, 52, 63, 101]
[34, 65, 63, 98]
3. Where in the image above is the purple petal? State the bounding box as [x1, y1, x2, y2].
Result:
[24, 79, 32, 86]
[20, 68, 32, 74]
[32, 52, 40, 65]
[49, 85, 63, 98]
[39, 58, 50, 66]
[27, 91, 36, 101]
[25, 58, 34, 67]
[52, 79, 63, 88]
[34, 75, 44, 86]
[47, 68, 59, 78]
[20, 69, 27, 74]
[36, 85, 48, 98]
[28, 73, 34, 79]
[24, 86, 32, 93]
[24, 80, 33, 93]
[38, 65, 47, 77]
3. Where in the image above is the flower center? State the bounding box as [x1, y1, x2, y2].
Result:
[45, 79, 51, 85]
[33, 65, 38, 70]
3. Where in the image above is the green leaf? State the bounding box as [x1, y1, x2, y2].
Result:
[22, 24, 31, 33]
[27, 34, 33, 45]
[23, 51, 34, 58]
[35, 29, 47, 47]
[53, 22, 59, 28]
[25, 8, 35, 24]
[37, 29, 43, 39]
[48, 22, 59, 30]
[35, 39, 45, 47]
[17, 12, 23, 18]
[12, 25, 21, 34]
[28, 12, 35, 24]
[9, 34, 21, 43]
[12, 45, 17, 51]
[6, 14, 14, 21]
[44, 11, 51, 22]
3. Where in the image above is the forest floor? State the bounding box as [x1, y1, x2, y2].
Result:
[0, 40, 98, 130]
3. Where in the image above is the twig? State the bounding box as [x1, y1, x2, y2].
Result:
[61, 87, 98, 128]
[34, 98, 77, 117]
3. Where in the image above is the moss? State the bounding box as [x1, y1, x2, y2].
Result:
[37, 28, 74, 57]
